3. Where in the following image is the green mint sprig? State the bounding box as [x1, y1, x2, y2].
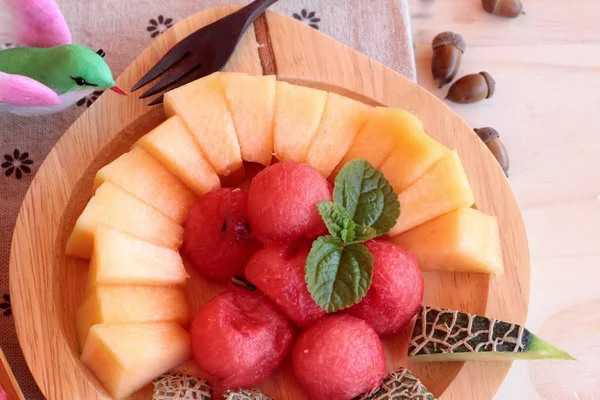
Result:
[306, 159, 401, 312]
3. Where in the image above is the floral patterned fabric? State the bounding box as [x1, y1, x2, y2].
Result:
[0, 0, 414, 398]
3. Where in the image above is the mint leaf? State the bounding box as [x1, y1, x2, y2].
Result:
[334, 159, 400, 236]
[353, 225, 377, 243]
[305, 236, 373, 312]
[317, 201, 356, 243]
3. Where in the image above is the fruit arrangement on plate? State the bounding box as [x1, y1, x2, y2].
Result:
[66, 72, 571, 400]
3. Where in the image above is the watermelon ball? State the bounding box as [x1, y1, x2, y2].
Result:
[245, 241, 326, 329]
[190, 284, 296, 394]
[183, 188, 261, 281]
[345, 240, 424, 336]
[292, 315, 386, 400]
[248, 162, 331, 244]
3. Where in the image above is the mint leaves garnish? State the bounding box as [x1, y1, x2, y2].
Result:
[306, 159, 401, 312]
[305, 237, 373, 313]
[333, 159, 401, 235]
[317, 202, 357, 243]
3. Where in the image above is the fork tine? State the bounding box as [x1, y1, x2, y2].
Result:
[146, 64, 221, 105]
[131, 46, 190, 92]
[139, 56, 199, 98]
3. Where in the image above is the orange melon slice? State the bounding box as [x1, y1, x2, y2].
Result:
[65, 182, 183, 259]
[87, 226, 188, 292]
[391, 208, 504, 274]
[220, 73, 276, 166]
[332, 107, 419, 178]
[389, 150, 474, 236]
[273, 81, 327, 162]
[164, 72, 242, 176]
[94, 147, 196, 225]
[306, 92, 373, 177]
[81, 322, 191, 399]
[378, 115, 450, 193]
[134, 116, 220, 197]
[76, 286, 190, 350]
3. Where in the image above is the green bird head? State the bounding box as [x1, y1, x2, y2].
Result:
[0, 44, 126, 96]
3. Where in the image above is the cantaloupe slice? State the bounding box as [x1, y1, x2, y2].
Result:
[94, 147, 196, 225]
[164, 72, 242, 176]
[81, 322, 191, 399]
[391, 208, 504, 274]
[389, 150, 474, 236]
[65, 182, 183, 259]
[273, 81, 327, 162]
[378, 115, 450, 193]
[331, 107, 420, 178]
[76, 286, 190, 350]
[87, 226, 188, 291]
[305, 92, 373, 177]
[220, 73, 276, 166]
[134, 116, 220, 197]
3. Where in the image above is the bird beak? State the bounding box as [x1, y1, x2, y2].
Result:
[110, 85, 127, 95]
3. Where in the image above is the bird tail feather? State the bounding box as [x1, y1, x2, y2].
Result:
[0, 0, 18, 48]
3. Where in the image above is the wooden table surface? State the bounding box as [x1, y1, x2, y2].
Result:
[407, 0, 600, 398]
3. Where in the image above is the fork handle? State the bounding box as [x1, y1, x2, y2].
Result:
[237, 0, 280, 28]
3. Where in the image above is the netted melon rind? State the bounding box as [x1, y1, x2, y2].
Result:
[223, 388, 274, 400]
[152, 373, 213, 400]
[409, 305, 529, 356]
[355, 367, 436, 400]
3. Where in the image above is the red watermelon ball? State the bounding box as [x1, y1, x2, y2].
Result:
[248, 162, 331, 244]
[345, 240, 424, 336]
[183, 188, 261, 281]
[190, 284, 296, 393]
[245, 241, 326, 329]
[292, 314, 386, 400]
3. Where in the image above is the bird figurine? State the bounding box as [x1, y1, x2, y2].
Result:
[0, 0, 125, 116]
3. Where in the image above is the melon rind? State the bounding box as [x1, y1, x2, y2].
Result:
[408, 306, 574, 361]
[356, 367, 436, 400]
[223, 389, 274, 400]
[152, 373, 212, 400]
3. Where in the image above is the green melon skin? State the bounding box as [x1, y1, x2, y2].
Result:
[355, 367, 436, 400]
[408, 306, 575, 362]
[223, 389, 273, 400]
[152, 373, 212, 400]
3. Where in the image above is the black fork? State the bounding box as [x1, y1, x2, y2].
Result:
[131, 0, 280, 105]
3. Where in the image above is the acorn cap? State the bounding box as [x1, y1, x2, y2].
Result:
[432, 31, 466, 53]
[474, 127, 500, 143]
[480, 71, 495, 98]
[481, 0, 498, 13]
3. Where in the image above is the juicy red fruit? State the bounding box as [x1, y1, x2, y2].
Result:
[346, 240, 424, 336]
[183, 188, 261, 281]
[190, 284, 296, 393]
[248, 162, 331, 244]
[245, 242, 326, 329]
[292, 315, 386, 400]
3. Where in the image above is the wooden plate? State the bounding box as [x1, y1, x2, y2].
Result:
[9, 7, 530, 400]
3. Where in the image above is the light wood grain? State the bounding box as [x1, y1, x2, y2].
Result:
[9, 7, 530, 400]
[408, 1, 600, 398]
[0, 348, 25, 400]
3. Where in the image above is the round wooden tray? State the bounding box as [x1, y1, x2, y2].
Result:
[9, 7, 530, 400]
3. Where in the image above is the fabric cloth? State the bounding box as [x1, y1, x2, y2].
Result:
[0, 0, 415, 398]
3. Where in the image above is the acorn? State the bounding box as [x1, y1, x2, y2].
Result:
[482, 0, 523, 18]
[431, 32, 466, 88]
[474, 127, 510, 176]
[446, 71, 495, 104]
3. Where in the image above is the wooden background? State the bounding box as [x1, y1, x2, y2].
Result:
[406, 0, 600, 398]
